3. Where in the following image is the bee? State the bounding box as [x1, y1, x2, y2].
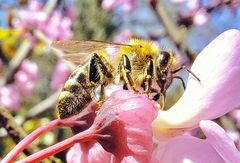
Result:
[51, 39, 200, 119]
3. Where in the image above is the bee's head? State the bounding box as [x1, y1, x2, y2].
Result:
[157, 51, 173, 70]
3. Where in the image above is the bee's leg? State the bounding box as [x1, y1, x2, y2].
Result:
[152, 92, 165, 110]
[142, 59, 154, 96]
[172, 65, 200, 82]
[160, 93, 166, 110]
[93, 84, 106, 107]
[123, 83, 128, 90]
[174, 76, 186, 90]
[89, 53, 113, 84]
[89, 54, 102, 86]
[148, 84, 166, 109]
[141, 59, 160, 99]
[143, 59, 166, 107]
[152, 93, 160, 101]
[119, 55, 139, 93]
[96, 55, 114, 79]
[89, 53, 113, 105]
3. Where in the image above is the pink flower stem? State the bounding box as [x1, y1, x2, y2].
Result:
[15, 129, 96, 163]
[2, 119, 87, 163]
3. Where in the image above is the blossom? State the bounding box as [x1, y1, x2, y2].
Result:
[13, 0, 46, 31]
[50, 60, 71, 90]
[67, 142, 112, 163]
[66, 90, 157, 163]
[229, 108, 240, 128]
[170, 0, 185, 4]
[4, 30, 240, 163]
[0, 59, 38, 110]
[185, 0, 199, 11]
[65, 29, 240, 162]
[152, 120, 240, 163]
[14, 59, 38, 96]
[0, 59, 38, 111]
[43, 11, 72, 40]
[193, 9, 209, 26]
[0, 84, 21, 111]
[101, 0, 136, 12]
[153, 29, 240, 140]
[13, 0, 73, 41]
[113, 30, 134, 43]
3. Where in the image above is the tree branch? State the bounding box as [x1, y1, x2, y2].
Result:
[148, 0, 196, 62]
[0, 107, 39, 156]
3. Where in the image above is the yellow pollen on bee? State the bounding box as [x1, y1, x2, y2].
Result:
[58, 91, 72, 100]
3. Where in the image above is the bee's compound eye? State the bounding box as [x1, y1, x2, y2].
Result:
[159, 51, 171, 67]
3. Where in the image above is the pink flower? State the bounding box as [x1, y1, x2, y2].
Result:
[66, 90, 158, 162]
[67, 142, 112, 163]
[19, 59, 38, 81]
[5, 30, 240, 162]
[153, 29, 240, 139]
[200, 120, 240, 162]
[170, 0, 185, 4]
[226, 130, 240, 143]
[43, 11, 72, 40]
[14, 59, 38, 96]
[0, 59, 38, 110]
[193, 9, 209, 26]
[13, 0, 73, 41]
[66, 30, 240, 162]
[229, 108, 240, 128]
[113, 30, 134, 43]
[13, 0, 46, 29]
[185, 0, 200, 12]
[101, 0, 118, 11]
[50, 60, 71, 90]
[101, 0, 136, 12]
[0, 84, 21, 111]
[152, 120, 240, 163]
[28, 0, 44, 11]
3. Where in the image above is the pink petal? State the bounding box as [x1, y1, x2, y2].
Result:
[14, 60, 38, 96]
[186, 0, 199, 11]
[152, 135, 224, 163]
[0, 85, 21, 111]
[101, 0, 118, 11]
[68, 90, 157, 162]
[14, 72, 35, 96]
[153, 29, 240, 139]
[229, 108, 240, 128]
[122, 0, 135, 12]
[170, 0, 185, 4]
[193, 9, 209, 26]
[50, 60, 71, 90]
[67, 142, 112, 163]
[200, 120, 240, 162]
[20, 59, 38, 81]
[113, 30, 134, 43]
[94, 90, 158, 162]
[28, 0, 43, 11]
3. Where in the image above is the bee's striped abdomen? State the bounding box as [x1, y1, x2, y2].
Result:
[57, 66, 93, 119]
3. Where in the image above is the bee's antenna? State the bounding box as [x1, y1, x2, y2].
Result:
[174, 76, 186, 90]
[172, 65, 200, 82]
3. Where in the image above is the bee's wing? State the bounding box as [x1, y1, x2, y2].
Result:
[51, 40, 129, 53]
[51, 40, 131, 64]
[60, 52, 90, 65]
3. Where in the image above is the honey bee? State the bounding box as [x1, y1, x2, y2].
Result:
[51, 39, 200, 119]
